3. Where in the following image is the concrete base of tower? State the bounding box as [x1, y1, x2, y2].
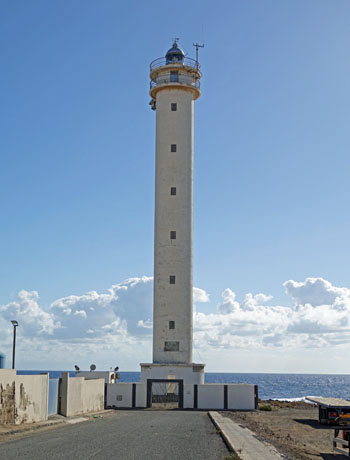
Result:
[140, 362, 205, 385]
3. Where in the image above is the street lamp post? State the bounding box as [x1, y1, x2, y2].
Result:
[11, 320, 18, 370]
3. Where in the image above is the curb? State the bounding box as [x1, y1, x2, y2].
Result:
[208, 411, 284, 460]
[208, 411, 237, 455]
[0, 409, 114, 438]
[0, 419, 66, 437]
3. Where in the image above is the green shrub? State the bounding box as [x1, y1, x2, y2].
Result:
[259, 404, 272, 411]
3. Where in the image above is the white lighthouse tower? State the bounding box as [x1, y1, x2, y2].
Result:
[140, 40, 205, 385]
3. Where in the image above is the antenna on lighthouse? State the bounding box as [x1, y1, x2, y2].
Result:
[193, 42, 204, 68]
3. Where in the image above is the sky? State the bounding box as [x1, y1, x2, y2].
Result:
[1, 0, 350, 373]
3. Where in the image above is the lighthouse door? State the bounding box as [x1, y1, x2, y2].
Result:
[146, 379, 184, 409]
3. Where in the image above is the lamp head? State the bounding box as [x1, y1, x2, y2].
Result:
[11, 320, 18, 327]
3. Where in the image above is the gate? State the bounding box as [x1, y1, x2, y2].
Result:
[146, 379, 184, 409]
[48, 378, 59, 416]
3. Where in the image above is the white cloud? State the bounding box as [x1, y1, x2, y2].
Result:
[283, 277, 349, 307]
[137, 319, 153, 329]
[193, 287, 210, 303]
[194, 278, 350, 352]
[217, 289, 240, 314]
[1, 276, 350, 371]
[74, 310, 87, 318]
[1, 290, 59, 335]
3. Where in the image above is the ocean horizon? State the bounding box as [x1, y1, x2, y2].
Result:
[16, 370, 350, 401]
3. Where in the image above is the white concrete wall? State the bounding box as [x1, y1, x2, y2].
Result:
[135, 383, 146, 408]
[15, 374, 49, 424]
[0, 370, 17, 424]
[228, 384, 256, 410]
[83, 379, 105, 413]
[0, 370, 49, 424]
[106, 383, 133, 408]
[106, 383, 147, 408]
[184, 384, 194, 409]
[198, 384, 224, 410]
[196, 384, 256, 410]
[153, 87, 196, 364]
[60, 373, 104, 416]
[140, 363, 204, 384]
[62, 375, 83, 416]
[105, 380, 256, 410]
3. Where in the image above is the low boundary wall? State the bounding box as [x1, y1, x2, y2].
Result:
[0, 370, 49, 424]
[60, 372, 104, 417]
[106, 381, 257, 410]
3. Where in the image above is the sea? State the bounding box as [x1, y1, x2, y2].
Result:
[16, 371, 350, 401]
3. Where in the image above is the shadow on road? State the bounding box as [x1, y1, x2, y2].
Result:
[320, 454, 349, 459]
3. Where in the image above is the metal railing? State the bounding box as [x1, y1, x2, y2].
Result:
[150, 56, 200, 71]
[150, 73, 200, 90]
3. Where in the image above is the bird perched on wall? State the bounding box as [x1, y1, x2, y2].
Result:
[75, 365, 80, 372]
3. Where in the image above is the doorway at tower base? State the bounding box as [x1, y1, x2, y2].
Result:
[140, 362, 205, 385]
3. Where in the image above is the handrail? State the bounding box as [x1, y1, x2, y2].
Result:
[150, 56, 200, 71]
[150, 77, 200, 90]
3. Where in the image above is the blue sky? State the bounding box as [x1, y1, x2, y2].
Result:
[1, 0, 350, 373]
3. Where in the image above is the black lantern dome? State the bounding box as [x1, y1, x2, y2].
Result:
[165, 41, 185, 64]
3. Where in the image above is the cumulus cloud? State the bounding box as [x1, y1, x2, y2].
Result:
[193, 277, 350, 351]
[1, 276, 350, 369]
[0, 278, 211, 345]
[217, 289, 240, 314]
[193, 287, 210, 303]
[1, 290, 59, 335]
[283, 277, 349, 307]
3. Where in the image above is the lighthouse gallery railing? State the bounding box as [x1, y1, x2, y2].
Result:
[150, 56, 200, 71]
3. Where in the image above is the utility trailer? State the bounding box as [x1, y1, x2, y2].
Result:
[306, 397, 350, 457]
[306, 397, 350, 425]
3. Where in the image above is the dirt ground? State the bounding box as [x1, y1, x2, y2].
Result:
[223, 401, 349, 460]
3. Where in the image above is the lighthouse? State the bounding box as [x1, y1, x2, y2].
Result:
[108, 41, 257, 411]
[140, 40, 205, 385]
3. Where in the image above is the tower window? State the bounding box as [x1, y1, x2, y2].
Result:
[171, 103, 177, 111]
[171, 144, 177, 152]
[169, 321, 175, 330]
[170, 231, 176, 240]
[169, 275, 176, 284]
[170, 71, 178, 82]
[170, 187, 176, 196]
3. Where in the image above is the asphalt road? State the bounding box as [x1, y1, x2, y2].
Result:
[0, 411, 230, 460]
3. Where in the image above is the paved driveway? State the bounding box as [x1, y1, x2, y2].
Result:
[0, 411, 229, 460]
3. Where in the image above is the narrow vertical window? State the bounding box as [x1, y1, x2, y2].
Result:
[169, 321, 175, 330]
[171, 103, 177, 111]
[170, 231, 176, 240]
[170, 71, 178, 82]
[171, 144, 177, 152]
[169, 275, 176, 284]
[170, 187, 176, 196]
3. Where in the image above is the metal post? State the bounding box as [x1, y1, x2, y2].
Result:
[193, 42, 204, 68]
[11, 320, 18, 369]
